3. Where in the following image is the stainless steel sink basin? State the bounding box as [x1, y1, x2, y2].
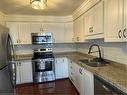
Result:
[79, 58, 107, 67]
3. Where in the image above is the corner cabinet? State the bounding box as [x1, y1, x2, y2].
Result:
[55, 57, 69, 79]
[16, 60, 33, 84]
[104, 0, 127, 42]
[68, 59, 94, 95]
[84, 0, 104, 39]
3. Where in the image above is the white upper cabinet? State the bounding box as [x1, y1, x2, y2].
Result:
[64, 22, 74, 43]
[50, 23, 65, 43]
[84, 0, 104, 39]
[104, 0, 127, 42]
[74, 15, 85, 42]
[19, 23, 31, 44]
[30, 23, 42, 33]
[6, 22, 19, 44]
[6, 22, 31, 44]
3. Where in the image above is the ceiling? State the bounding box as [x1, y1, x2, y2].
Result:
[0, 0, 85, 16]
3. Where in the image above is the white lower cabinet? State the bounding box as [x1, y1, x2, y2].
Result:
[55, 57, 69, 79]
[16, 60, 33, 84]
[68, 59, 94, 95]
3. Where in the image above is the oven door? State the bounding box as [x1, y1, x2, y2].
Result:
[34, 59, 53, 72]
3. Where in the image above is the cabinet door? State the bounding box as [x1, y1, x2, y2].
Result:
[18, 23, 31, 44]
[55, 58, 63, 79]
[74, 16, 84, 42]
[123, 0, 127, 41]
[62, 58, 68, 78]
[93, 1, 104, 35]
[64, 22, 74, 43]
[104, 0, 123, 42]
[84, 69, 94, 95]
[72, 63, 80, 92]
[55, 58, 69, 79]
[6, 22, 19, 44]
[30, 23, 42, 33]
[84, 1, 103, 37]
[68, 60, 75, 83]
[84, 8, 94, 36]
[52, 23, 65, 43]
[16, 62, 21, 84]
[20, 60, 33, 83]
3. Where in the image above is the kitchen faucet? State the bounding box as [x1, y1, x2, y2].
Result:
[88, 44, 102, 61]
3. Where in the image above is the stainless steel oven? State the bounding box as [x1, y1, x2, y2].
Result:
[32, 48, 55, 83]
[31, 32, 52, 44]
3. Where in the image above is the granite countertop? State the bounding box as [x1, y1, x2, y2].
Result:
[15, 54, 33, 61]
[15, 52, 127, 93]
[54, 52, 127, 94]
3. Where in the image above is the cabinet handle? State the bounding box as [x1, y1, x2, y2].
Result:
[91, 27, 93, 32]
[102, 85, 110, 91]
[89, 27, 91, 32]
[54, 39, 55, 42]
[123, 29, 127, 38]
[17, 40, 18, 43]
[89, 27, 93, 33]
[19, 62, 21, 66]
[77, 37, 79, 41]
[19, 40, 21, 43]
[63, 59, 64, 62]
[118, 30, 122, 38]
[79, 68, 82, 75]
[72, 38, 74, 41]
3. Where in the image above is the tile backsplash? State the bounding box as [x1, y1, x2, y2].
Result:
[76, 40, 127, 65]
[14, 40, 127, 65]
[14, 43, 76, 55]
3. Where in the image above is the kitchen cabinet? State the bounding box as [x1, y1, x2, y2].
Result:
[16, 60, 33, 84]
[6, 22, 31, 44]
[18, 23, 31, 44]
[68, 59, 94, 95]
[50, 23, 65, 43]
[84, 0, 104, 39]
[55, 57, 68, 79]
[74, 15, 85, 42]
[6, 22, 19, 44]
[84, 69, 94, 95]
[30, 23, 51, 33]
[64, 22, 74, 43]
[104, 0, 127, 42]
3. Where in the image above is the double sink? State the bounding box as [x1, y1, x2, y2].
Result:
[79, 58, 108, 67]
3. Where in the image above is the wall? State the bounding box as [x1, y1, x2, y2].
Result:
[76, 39, 127, 65]
[14, 43, 76, 55]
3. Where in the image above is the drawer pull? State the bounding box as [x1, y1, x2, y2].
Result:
[123, 29, 127, 38]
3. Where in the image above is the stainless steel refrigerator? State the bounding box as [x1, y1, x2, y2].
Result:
[0, 25, 16, 95]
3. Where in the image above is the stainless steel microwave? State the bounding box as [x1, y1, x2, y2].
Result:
[31, 33, 52, 44]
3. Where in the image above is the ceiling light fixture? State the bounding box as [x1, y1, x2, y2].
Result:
[30, 0, 47, 10]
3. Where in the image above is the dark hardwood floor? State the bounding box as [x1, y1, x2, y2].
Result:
[15, 79, 79, 95]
